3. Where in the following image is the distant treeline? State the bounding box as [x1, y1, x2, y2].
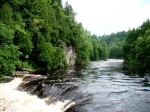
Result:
[101, 31, 127, 59]
[90, 31, 127, 60]
[102, 19, 150, 70]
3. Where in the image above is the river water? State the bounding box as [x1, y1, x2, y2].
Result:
[1, 59, 150, 112]
[74, 59, 150, 112]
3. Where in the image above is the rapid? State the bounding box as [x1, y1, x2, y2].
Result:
[0, 76, 75, 112]
[0, 59, 150, 112]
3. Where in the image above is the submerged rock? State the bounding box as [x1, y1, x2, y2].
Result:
[19, 75, 92, 112]
[0, 73, 91, 112]
[1, 76, 14, 83]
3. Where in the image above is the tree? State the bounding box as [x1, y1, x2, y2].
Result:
[0, 45, 20, 76]
[37, 41, 56, 70]
[14, 25, 33, 56]
[123, 19, 150, 69]
[101, 31, 127, 59]
[0, 3, 14, 27]
[76, 24, 93, 65]
[0, 22, 20, 77]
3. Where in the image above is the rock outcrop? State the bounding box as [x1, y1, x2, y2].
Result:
[64, 46, 76, 66]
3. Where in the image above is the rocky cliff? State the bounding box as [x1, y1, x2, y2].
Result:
[64, 46, 76, 66]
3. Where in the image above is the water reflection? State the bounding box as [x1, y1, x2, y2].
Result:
[122, 62, 149, 77]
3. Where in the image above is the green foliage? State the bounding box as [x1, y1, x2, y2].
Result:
[90, 34, 109, 61]
[0, 3, 14, 27]
[0, 0, 89, 77]
[75, 24, 93, 65]
[109, 45, 122, 58]
[0, 0, 130, 79]
[14, 25, 33, 56]
[123, 19, 150, 69]
[20, 61, 33, 69]
[0, 22, 20, 77]
[0, 45, 21, 76]
[37, 41, 56, 70]
[101, 31, 127, 59]
[0, 22, 14, 45]
[52, 47, 67, 69]
[76, 39, 92, 65]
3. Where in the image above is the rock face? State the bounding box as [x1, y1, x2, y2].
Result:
[65, 46, 76, 66]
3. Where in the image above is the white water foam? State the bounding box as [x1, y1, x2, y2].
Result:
[0, 78, 75, 112]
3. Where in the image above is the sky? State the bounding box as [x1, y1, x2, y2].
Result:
[62, 0, 150, 36]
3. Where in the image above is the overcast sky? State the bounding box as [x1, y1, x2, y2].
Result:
[62, 0, 150, 36]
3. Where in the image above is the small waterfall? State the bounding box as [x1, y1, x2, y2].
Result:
[0, 74, 91, 112]
[0, 78, 75, 112]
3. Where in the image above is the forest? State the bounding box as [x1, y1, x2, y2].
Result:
[0, 0, 108, 79]
[0, 0, 150, 80]
[123, 19, 150, 69]
[101, 31, 127, 59]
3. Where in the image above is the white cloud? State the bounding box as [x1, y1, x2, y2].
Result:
[62, 0, 150, 35]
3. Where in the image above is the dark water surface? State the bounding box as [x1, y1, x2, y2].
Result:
[69, 59, 150, 112]
[21, 59, 150, 112]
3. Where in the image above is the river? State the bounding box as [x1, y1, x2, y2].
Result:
[75, 59, 150, 112]
[0, 59, 150, 112]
